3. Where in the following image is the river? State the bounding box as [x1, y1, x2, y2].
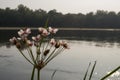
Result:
[0, 40, 120, 80]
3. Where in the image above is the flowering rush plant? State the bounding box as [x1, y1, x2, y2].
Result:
[9, 27, 69, 80]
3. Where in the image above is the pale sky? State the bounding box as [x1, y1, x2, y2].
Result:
[0, 0, 120, 14]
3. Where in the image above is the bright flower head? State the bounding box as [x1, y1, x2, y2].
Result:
[48, 27, 58, 34]
[9, 37, 17, 45]
[60, 40, 70, 49]
[32, 35, 41, 42]
[38, 27, 49, 36]
[18, 28, 31, 38]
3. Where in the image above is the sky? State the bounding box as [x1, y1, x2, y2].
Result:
[0, 0, 120, 14]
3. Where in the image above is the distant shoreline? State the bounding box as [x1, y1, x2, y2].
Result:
[0, 27, 120, 31]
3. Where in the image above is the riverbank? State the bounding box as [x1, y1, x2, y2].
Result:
[1, 27, 120, 31]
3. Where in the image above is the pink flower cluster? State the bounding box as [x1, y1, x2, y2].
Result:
[10, 27, 69, 49]
[9, 28, 32, 49]
[9, 27, 69, 80]
[9, 27, 69, 71]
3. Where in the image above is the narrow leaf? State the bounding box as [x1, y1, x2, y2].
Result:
[51, 69, 57, 80]
[89, 61, 97, 80]
[101, 66, 120, 80]
[45, 18, 49, 28]
[83, 62, 91, 80]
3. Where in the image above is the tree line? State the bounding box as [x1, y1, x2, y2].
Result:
[1, 4, 120, 28]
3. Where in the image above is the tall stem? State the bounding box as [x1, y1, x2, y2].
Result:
[28, 47, 36, 65]
[31, 66, 35, 80]
[37, 69, 40, 80]
[18, 49, 34, 65]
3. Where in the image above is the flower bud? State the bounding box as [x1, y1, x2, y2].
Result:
[9, 37, 17, 45]
[43, 49, 50, 56]
[34, 42, 39, 47]
[16, 42, 21, 49]
[42, 29, 49, 36]
[26, 40, 33, 46]
[38, 27, 44, 34]
[50, 38, 56, 45]
[63, 43, 69, 49]
[55, 42, 60, 48]
[60, 40, 69, 49]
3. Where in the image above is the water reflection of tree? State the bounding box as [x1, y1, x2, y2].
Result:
[1, 29, 120, 47]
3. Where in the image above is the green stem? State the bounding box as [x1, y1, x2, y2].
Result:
[31, 66, 35, 80]
[37, 69, 40, 80]
[36, 54, 40, 64]
[45, 48, 64, 65]
[28, 47, 36, 65]
[27, 48, 34, 63]
[89, 61, 97, 80]
[18, 49, 34, 65]
[44, 48, 56, 63]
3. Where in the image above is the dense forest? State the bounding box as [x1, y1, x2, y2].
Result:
[1, 4, 120, 28]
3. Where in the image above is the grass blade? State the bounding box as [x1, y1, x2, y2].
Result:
[51, 69, 57, 80]
[83, 62, 91, 80]
[100, 66, 120, 80]
[89, 61, 97, 80]
[45, 18, 49, 28]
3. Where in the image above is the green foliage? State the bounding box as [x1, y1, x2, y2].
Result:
[1, 4, 120, 28]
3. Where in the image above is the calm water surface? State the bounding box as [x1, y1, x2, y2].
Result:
[0, 40, 120, 80]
